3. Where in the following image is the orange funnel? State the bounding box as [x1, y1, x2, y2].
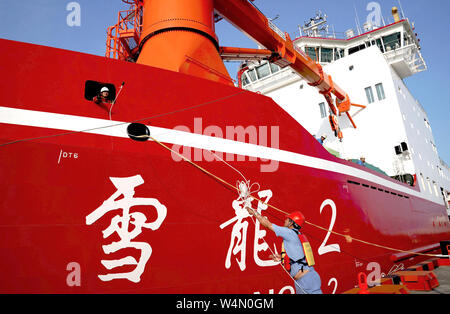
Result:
[137, 0, 233, 86]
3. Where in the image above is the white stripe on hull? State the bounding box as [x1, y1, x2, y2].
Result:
[0, 106, 443, 205]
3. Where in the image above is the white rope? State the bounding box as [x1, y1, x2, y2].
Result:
[109, 82, 125, 121]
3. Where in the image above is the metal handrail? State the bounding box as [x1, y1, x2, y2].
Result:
[105, 2, 143, 61]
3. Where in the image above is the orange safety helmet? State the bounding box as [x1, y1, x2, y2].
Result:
[287, 211, 305, 229]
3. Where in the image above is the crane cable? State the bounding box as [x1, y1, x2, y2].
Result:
[144, 134, 449, 260]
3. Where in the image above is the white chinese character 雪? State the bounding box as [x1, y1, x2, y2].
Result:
[86, 175, 167, 283]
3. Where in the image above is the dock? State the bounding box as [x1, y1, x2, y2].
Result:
[410, 266, 450, 294]
[343, 258, 450, 294]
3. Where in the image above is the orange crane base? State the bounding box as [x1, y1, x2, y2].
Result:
[137, 0, 233, 86]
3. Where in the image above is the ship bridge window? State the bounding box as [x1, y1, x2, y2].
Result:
[334, 48, 345, 60]
[349, 43, 366, 55]
[270, 63, 280, 74]
[376, 38, 384, 53]
[403, 33, 413, 46]
[306, 46, 319, 61]
[382, 32, 401, 51]
[243, 62, 281, 85]
[247, 69, 257, 82]
[321, 48, 333, 63]
[84, 80, 116, 102]
[241, 73, 250, 87]
[255, 63, 271, 79]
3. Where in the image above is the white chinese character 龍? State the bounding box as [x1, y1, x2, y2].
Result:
[220, 186, 278, 271]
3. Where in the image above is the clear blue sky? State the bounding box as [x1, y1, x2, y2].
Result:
[0, 0, 449, 164]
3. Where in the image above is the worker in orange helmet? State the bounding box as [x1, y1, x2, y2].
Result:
[246, 207, 322, 294]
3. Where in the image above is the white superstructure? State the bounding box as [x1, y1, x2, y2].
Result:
[239, 15, 450, 214]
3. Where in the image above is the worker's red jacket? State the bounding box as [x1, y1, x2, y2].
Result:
[93, 96, 111, 106]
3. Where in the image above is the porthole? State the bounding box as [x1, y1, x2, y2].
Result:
[85, 80, 116, 102]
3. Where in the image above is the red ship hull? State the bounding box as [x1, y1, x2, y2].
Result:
[0, 39, 449, 294]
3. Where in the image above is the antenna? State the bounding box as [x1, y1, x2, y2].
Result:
[301, 11, 329, 38]
[353, 2, 362, 35]
[397, 0, 406, 19]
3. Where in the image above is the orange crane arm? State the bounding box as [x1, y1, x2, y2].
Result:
[214, 0, 356, 115]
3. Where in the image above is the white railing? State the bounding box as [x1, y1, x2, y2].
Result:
[268, 20, 286, 41]
[383, 43, 427, 74]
